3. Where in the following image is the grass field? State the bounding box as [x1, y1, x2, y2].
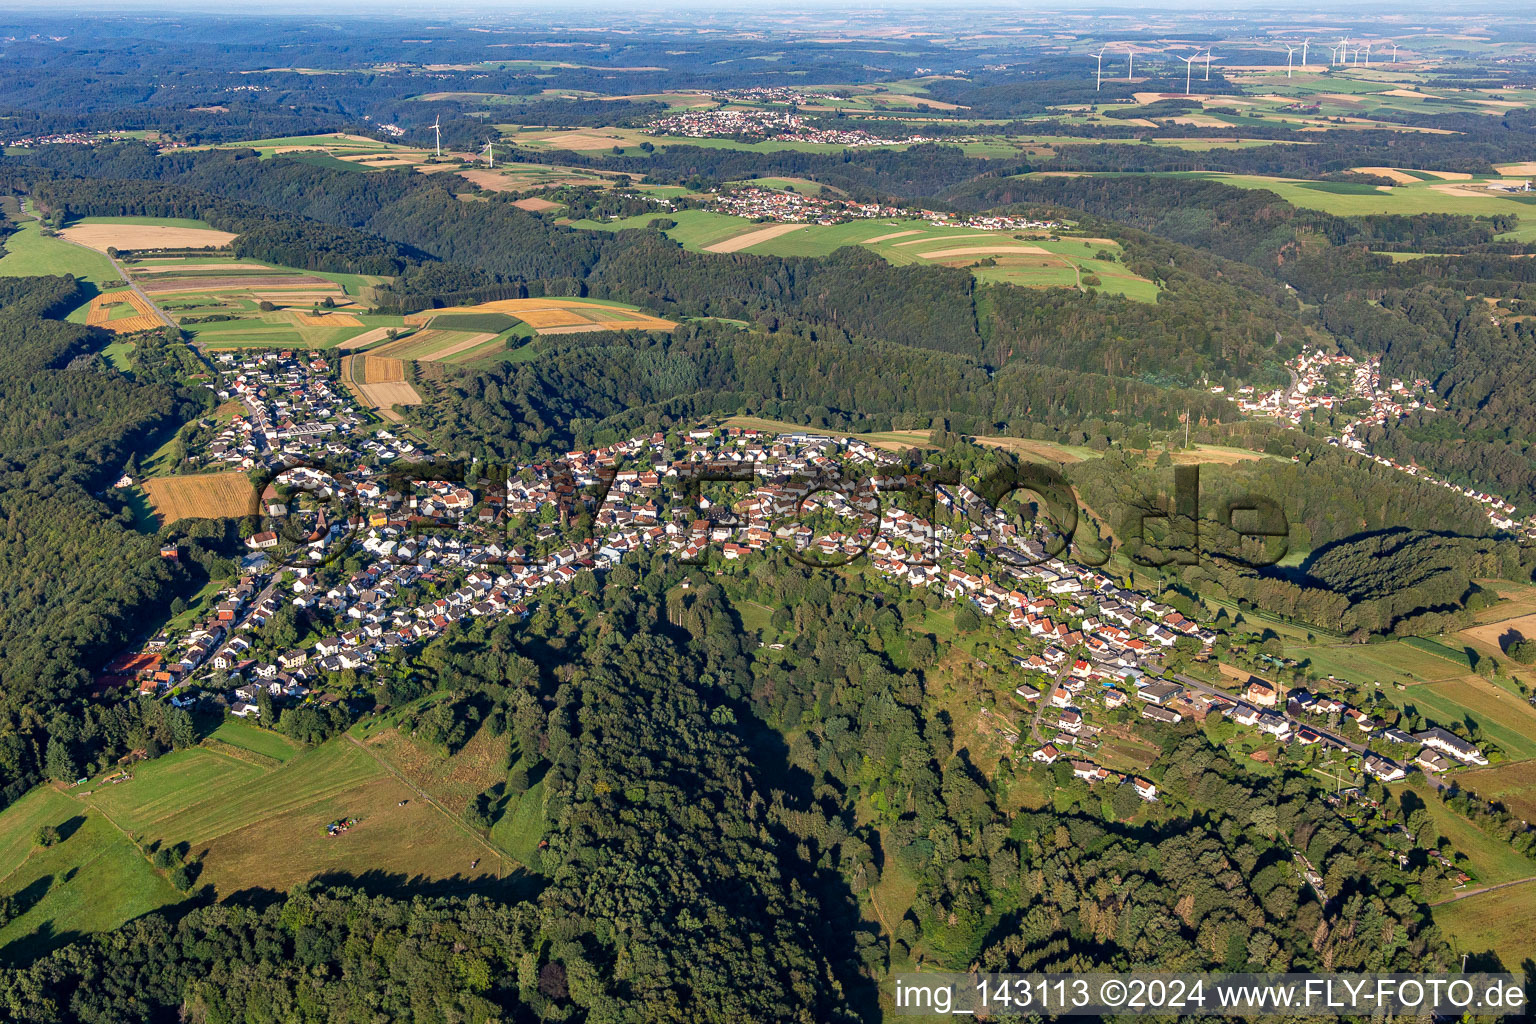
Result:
[1289, 637, 1474, 686]
[0, 217, 123, 325]
[573, 210, 1157, 299]
[140, 471, 256, 524]
[1433, 883, 1536, 970]
[0, 786, 181, 966]
[0, 722, 529, 960]
[1396, 777, 1536, 886]
[1393, 676, 1536, 762]
[1035, 171, 1536, 242]
[1457, 761, 1536, 822]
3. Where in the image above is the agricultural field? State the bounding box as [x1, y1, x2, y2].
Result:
[58, 217, 238, 254]
[0, 215, 128, 323]
[140, 471, 257, 524]
[0, 717, 539, 960]
[1047, 171, 1536, 242]
[0, 786, 181, 966]
[571, 209, 1158, 299]
[1392, 675, 1536, 762]
[83, 290, 162, 333]
[1288, 637, 1476, 686]
[404, 297, 676, 335]
[191, 132, 445, 172]
[126, 256, 399, 348]
[341, 353, 422, 420]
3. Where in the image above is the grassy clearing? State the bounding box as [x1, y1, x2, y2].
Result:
[0, 726, 525, 959]
[0, 218, 120, 296]
[1433, 883, 1536, 970]
[1457, 760, 1536, 822]
[1398, 777, 1536, 886]
[205, 719, 303, 763]
[0, 787, 181, 965]
[1290, 638, 1472, 685]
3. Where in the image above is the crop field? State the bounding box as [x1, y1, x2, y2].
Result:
[58, 218, 237, 253]
[341, 354, 421, 420]
[369, 328, 498, 360]
[1433, 883, 1536, 971]
[84, 290, 162, 333]
[404, 297, 675, 335]
[573, 209, 1158, 299]
[425, 312, 520, 332]
[140, 471, 257, 523]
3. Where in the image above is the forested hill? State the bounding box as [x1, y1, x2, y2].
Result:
[948, 172, 1536, 509]
[0, 271, 214, 807]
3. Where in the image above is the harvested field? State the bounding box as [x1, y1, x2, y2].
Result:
[919, 245, 1050, 258]
[1457, 761, 1536, 823]
[141, 471, 256, 522]
[1460, 611, 1536, 652]
[337, 326, 397, 350]
[1351, 167, 1421, 184]
[511, 197, 562, 212]
[59, 223, 237, 253]
[403, 297, 674, 334]
[84, 291, 162, 333]
[131, 262, 272, 274]
[512, 309, 590, 329]
[140, 274, 333, 293]
[418, 332, 498, 360]
[1495, 162, 1536, 176]
[294, 312, 362, 327]
[704, 223, 807, 253]
[341, 354, 421, 420]
[862, 229, 924, 244]
[356, 355, 406, 383]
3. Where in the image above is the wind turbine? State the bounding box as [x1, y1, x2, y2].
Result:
[1389, 42, 1398, 63]
[1204, 49, 1217, 82]
[1364, 42, 1371, 66]
[431, 116, 441, 158]
[1126, 48, 1134, 79]
[1285, 44, 1295, 78]
[1091, 48, 1106, 91]
[1337, 37, 1349, 66]
[1302, 38, 1310, 66]
[482, 139, 495, 167]
[1181, 51, 1200, 96]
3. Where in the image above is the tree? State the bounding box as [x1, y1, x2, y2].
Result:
[43, 737, 76, 783]
[954, 605, 981, 633]
[168, 708, 196, 750]
[258, 300, 276, 312]
[33, 825, 60, 848]
[256, 690, 276, 726]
